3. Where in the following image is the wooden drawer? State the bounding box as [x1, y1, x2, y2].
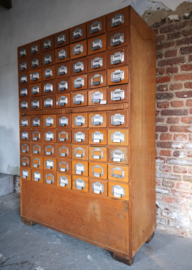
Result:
[30, 97, 42, 111]
[108, 129, 128, 146]
[42, 65, 55, 81]
[43, 129, 56, 143]
[29, 69, 42, 83]
[20, 167, 31, 181]
[56, 77, 70, 93]
[72, 129, 88, 145]
[57, 173, 71, 189]
[44, 157, 57, 171]
[42, 80, 56, 95]
[71, 74, 87, 91]
[107, 27, 129, 51]
[29, 40, 41, 56]
[70, 23, 86, 43]
[31, 115, 43, 128]
[70, 40, 87, 60]
[20, 143, 30, 155]
[56, 129, 71, 143]
[56, 93, 71, 108]
[89, 178, 107, 196]
[89, 128, 107, 145]
[42, 95, 55, 110]
[72, 113, 88, 128]
[88, 70, 106, 89]
[41, 35, 55, 52]
[88, 87, 107, 106]
[87, 15, 106, 38]
[107, 66, 128, 86]
[58, 158, 71, 174]
[31, 129, 43, 142]
[108, 164, 129, 182]
[89, 147, 107, 162]
[108, 146, 129, 165]
[57, 144, 71, 158]
[20, 130, 31, 142]
[72, 145, 88, 160]
[70, 57, 87, 76]
[19, 72, 29, 86]
[55, 29, 70, 48]
[89, 162, 107, 180]
[88, 34, 106, 55]
[19, 98, 29, 111]
[43, 143, 57, 157]
[55, 45, 70, 64]
[107, 46, 129, 69]
[19, 85, 29, 98]
[20, 116, 31, 129]
[107, 110, 129, 128]
[108, 181, 129, 201]
[29, 82, 42, 97]
[32, 169, 44, 183]
[29, 55, 41, 70]
[107, 7, 129, 32]
[18, 58, 29, 73]
[108, 84, 129, 104]
[72, 160, 88, 177]
[88, 112, 106, 128]
[31, 142, 43, 156]
[87, 52, 106, 73]
[44, 171, 57, 185]
[56, 62, 70, 78]
[20, 155, 31, 168]
[18, 44, 29, 59]
[72, 175, 88, 192]
[43, 115, 56, 129]
[71, 90, 88, 107]
[41, 50, 55, 67]
[56, 114, 71, 129]
[31, 156, 43, 170]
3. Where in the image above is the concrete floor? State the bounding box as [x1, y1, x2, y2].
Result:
[0, 194, 192, 270]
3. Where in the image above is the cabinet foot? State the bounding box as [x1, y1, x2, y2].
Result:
[22, 218, 35, 226]
[145, 232, 154, 244]
[113, 252, 134, 266]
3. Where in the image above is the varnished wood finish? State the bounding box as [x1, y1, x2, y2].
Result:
[107, 66, 129, 86]
[72, 175, 89, 192]
[89, 161, 107, 180]
[29, 55, 42, 70]
[44, 157, 57, 172]
[31, 169, 44, 183]
[20, 155, 31, 168]
[30, 97, 42, 111]
[89, 147, 107, 162]
[20, 129, 31, 142]
[20, 142, 30, 155]
[58, 158, 71, 174]
[71, 74, 87, 91]
[29, 82, 42, 97]
[55, 62, 70, 78]
[55, 29, 70, 48]
[19, 85, 29, 99]
[72, 145, 88, 160]
[56, 114, 71, 129]
[20, 167, 31, 181]
[87, 15, 106, 38]
[72, 128, 88, 145]
[57, 144, 71, 158]
[108, 181, 129, 201]
[70, 23, 87, 44]
[42, 65, 55, 81]
[72, 112, 88, 128]
[18, 44, 29, 59]
[70, 57, 87, 76]
[31, 142, 43, 156]
[56, 93, 71, 108]
[107, 27, 129, 51]
[71, 90, 88, 108]
[43, 171, 57, 185]
[88, 87, 107, 106]
[108, 164, 129, 182]
[31, 155, 43, 170]
[42, 95, 56, 110]
[107, 110, 129, 128]
[107, 146, 129, 165]
[43, 143, 57, 157]
[107, 7, 129, 32]
[70, 40, 87, 60]
[57, 173, 72, 189]
[42, 80, 56, 95]
[56, 129, 71, 144]
[88, 128, 107, 145]
[72, 160, 88, 177]
[29, 68, 42, 83]
[41, 50, 55, 68]
[107, 84, 129, 104]
[20, 116, 31, 129]
[87, 52, 106, 73]
[55, 45, 70, 64]
[19, 72, 29, 86]
[56, 77, 70, 93]
[89, 178, 108, 196]
[41, 35, 55, 52]
[108, 128, 128, 146]
[113, 253, 133, 266]
[29, 40, 41, 56]
[88, 111, 106, 128]
[31, 128, 43, 142]
[88, 70, 106, 89]
[107, 46, 129, 69]
[31, 115, 43, 128]
[43, 115, 56, 129]
[18, 58, 29, 73]
[88, 34, 106, 55]
[43, 129, 57, 143]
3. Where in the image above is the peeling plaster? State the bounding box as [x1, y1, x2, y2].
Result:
[148, 0, 192, 11]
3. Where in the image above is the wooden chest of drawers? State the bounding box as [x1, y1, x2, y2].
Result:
[18, 6, 156, 266]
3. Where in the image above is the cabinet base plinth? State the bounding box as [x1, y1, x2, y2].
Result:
[145, 232, 154, 244]
[113, 253, 134, 266]
[22, 218, 35, 226]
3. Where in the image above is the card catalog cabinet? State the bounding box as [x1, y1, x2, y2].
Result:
[18, 6, 156, 266]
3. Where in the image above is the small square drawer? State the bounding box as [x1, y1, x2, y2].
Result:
[107, 27, 129, 51]
[18, 59, 29, 72]
[31, 129, 43, 142]
[72, 113, 88, 128]
[71, 90, 88, 107]
[30, 83, 42, 97]
[30, 97, 42, 110]
[41, 35, 55, 52]
[44, 171, 57, 185]
[43, 115, 56, 128]
[108, 181, 129, 200]
[42, 65, 55, 81]
[29, 55, 41, 70]
[32, 169, 43, 183]
[72, 129, 88, 144]
[88, 112, 106, 128]
[108, 129, 128, 146]
[20, 130, 31, 142]
[88, 70, 106, 89]
[55, 45, 70, 63]
[89, 178, 107, 196]
[108, 84, 129, 104]
[19, 72, 29, 85]
[31, 156, 43, 170]
[108, 164, 129, 182]
[89, 162, 107, 180]
[89, 147, 107, 162]
[70, 40, 87, 60]
[72, 160, 88, 177]
[20, 167, 31, 181]
[70, 57, 87, 76]
[20, 116, 31, 129]
[31, 142, 43, 156]
[88, 88, 107, 106]
[20, 155, 31, 168]
[107, 7, 129, 31]
[20, 143, 30, 155]
[55, 29, 70, 48]
[56, 93, 71, 108]
[87, 52, 106, 72]
[56, 77, 70, 93]
[58, 158, 71, 174]
[87, 15, 106, 38]
[107, 46, 129, 69]
[18, 44, 29, 59]
[108, 146, 128, 165]
[89, 128, 107, 145]
[72, 145, 88, 160]
[88, 34, 106, 55]
[56, 114, 71, 129]
[57, 144, 71, 158]
[44, 129, 56, 142]
[42, 50, 55, 67]
[42, 80, 56, 95]
[44, 157, 57, 171]
[70, 23, 86, 43]
[31, 115, 43, 128]
[42, 95, 55, 110]
[44, 143, 56, 157]
[107, 110, 129, 128]
[19, 98, 29, 111]
[72, 175, 88, 192]
[56, 129, 71, 143]
[57, 173, 71, 189]
[29, 69, 42, 83]
[71, 74, 87, 91]
[29, 40, 41, 55]
[19, 85, 29, 98]
[56, 62, 70, 78]
[107, 66, 128, 86]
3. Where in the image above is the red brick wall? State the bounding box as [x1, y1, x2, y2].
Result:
[153, 17, 192, 238]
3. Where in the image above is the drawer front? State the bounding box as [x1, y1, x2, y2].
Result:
[55, 29, 70, 48]
[107, 66, 128, 86]
[57, 173, 71, 189]
[87, 52, 106, 73]
[19, 72, 29, 85]
[58, 158, 71, 174]
[88, 87, 107, 106]
[57, 144, 71, 158]
[107, 7, 129, 32]
[72, 145, 88, 160]
[89, 178, 107, 196]
[30, 97, 42, 111]
[31, 115, 43, 128]
[30, 83, 42, 97]
[20, 130, 31, 142]
[55, 45, 70, 63]
[108, 84, 129, 104]
[44, 129, 56, 143]
[44, 157, 57, 171]
[20, 143, 30, 155]
[72, 160, 88, 177]
[107, 110, 129, 128]
[108, 164, 129, 182]
[41, 35, 55, 52]
[70, 57, 87, 76]
[70, 40, 87, 60]
[18, 58, 29, 73]
[31, 155, 43, 170]
[89, 147, 107, 162]
[72, 129, 88, 145]
[70, 23, 87, 43]
[20, 116, 31, 129]
[71, 74, 87, 91]
[89, 161, 107, 180]
[89, 112, 106, 128]
[42, 95, 55, 110]
[108, 129, 128, 146]
[20, 167, 31, 181]
[19, 98, 30, 111]
[72, 113, 88, 128]
[107, 46, 129, 69]
[31, 142, 43, 156]
[31, 129, 43, 142]
[108, 181, 129, 201]
[56, 114, 71, 129]
[88, 70, 106, 89]
[20, 155, 31, 168]
[43, 143, 57, 157]
[71, 90, 88, 107]
[44, 171, 57, 185]
[107, 27, 129, 51]
[29, 69, 42, 83]
[88, 34, 106, 55]
[42, 50, 55, 67]
[18, 44, 29, 59]
[87, 15, 106, 38]
[29, 40, 41, 56]
[19, 85, 29, 98]
[43, 115, 56, 129]
[108, 146, 129, 165]
[42, 80, 56, 95]
[56, 129, 71, 143]
[29, 55, 41, 70]
[32, 169, 43, 183]
[56, 93, 71, 108]
[72, 175, 88, 192]
[56, 62, 70, 78]
[56, 77, 70, 93]
[89, 128, 107, 145]
[42, 65, 55, 81]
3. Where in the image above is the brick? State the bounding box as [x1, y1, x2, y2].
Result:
[157, 41, 174, 51]
[156, 76, 171, 84]
[156, 117, 164, 123]
[181, 64, 192, 71]
[175, 197, 190, 207]
[157, 142, 184, 149]
[166, 67, 178, 74]
[189, 108, 192, 114]
[182, 29, 192, 36]
[176, 182, 190, 190]
[157, 85, 168, 92]
[170, 126, 192, 132]
[167, 117, 179, 124]
[153, 19, 166, 29]
[156, 126, 168, 132]
[187, 151, 192, 157]
[157, 101, 169, 108]
[167, 158, 192, 166]
[188, 167, 192, 174]
[159, 165, 172, 172]
[156, 110, 160, 116]
[156, 156, 166, 163]
[167, 32, 181, 40]
[156, 179, 162, 187]
[185, 143, 192, 149]
[170, 83, 183, 90]
[175, 91, 192, 98]
[189, 134, 192, 141]
[156, 172, 181, 180]
[171, 189, 192, 199]
[156, 68, 165, 75]
[163, 196, 176, 204]
[173, 166, 187, 174]
[153, 29, 158, 35]
[160, 133, 172, 140]
[156, 133, 158, 140]
[173, 151, 186, 157]
[161, 109, 188, 116]
[158, 57, 185, 67]
[162, 180, 175, 188]
[171, 100, 184, 107]
[160, 150, 172, 156]
[156, 187, 171, 195]
[180, 46, 192, 54]
[186, 99, 192, 106]
[176, 37, 192, 46]
[156, 93, 173, 100]
[181, 117, 192, 124]
[164, 49, 177, 58]
[157, 52, 163, 59]
[189, 55, 192, 62]
[174, 73, 192, 81]
[156, 35, 165, 43]
[160, 22, 188, 34]
[173, 134, 187, 141]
